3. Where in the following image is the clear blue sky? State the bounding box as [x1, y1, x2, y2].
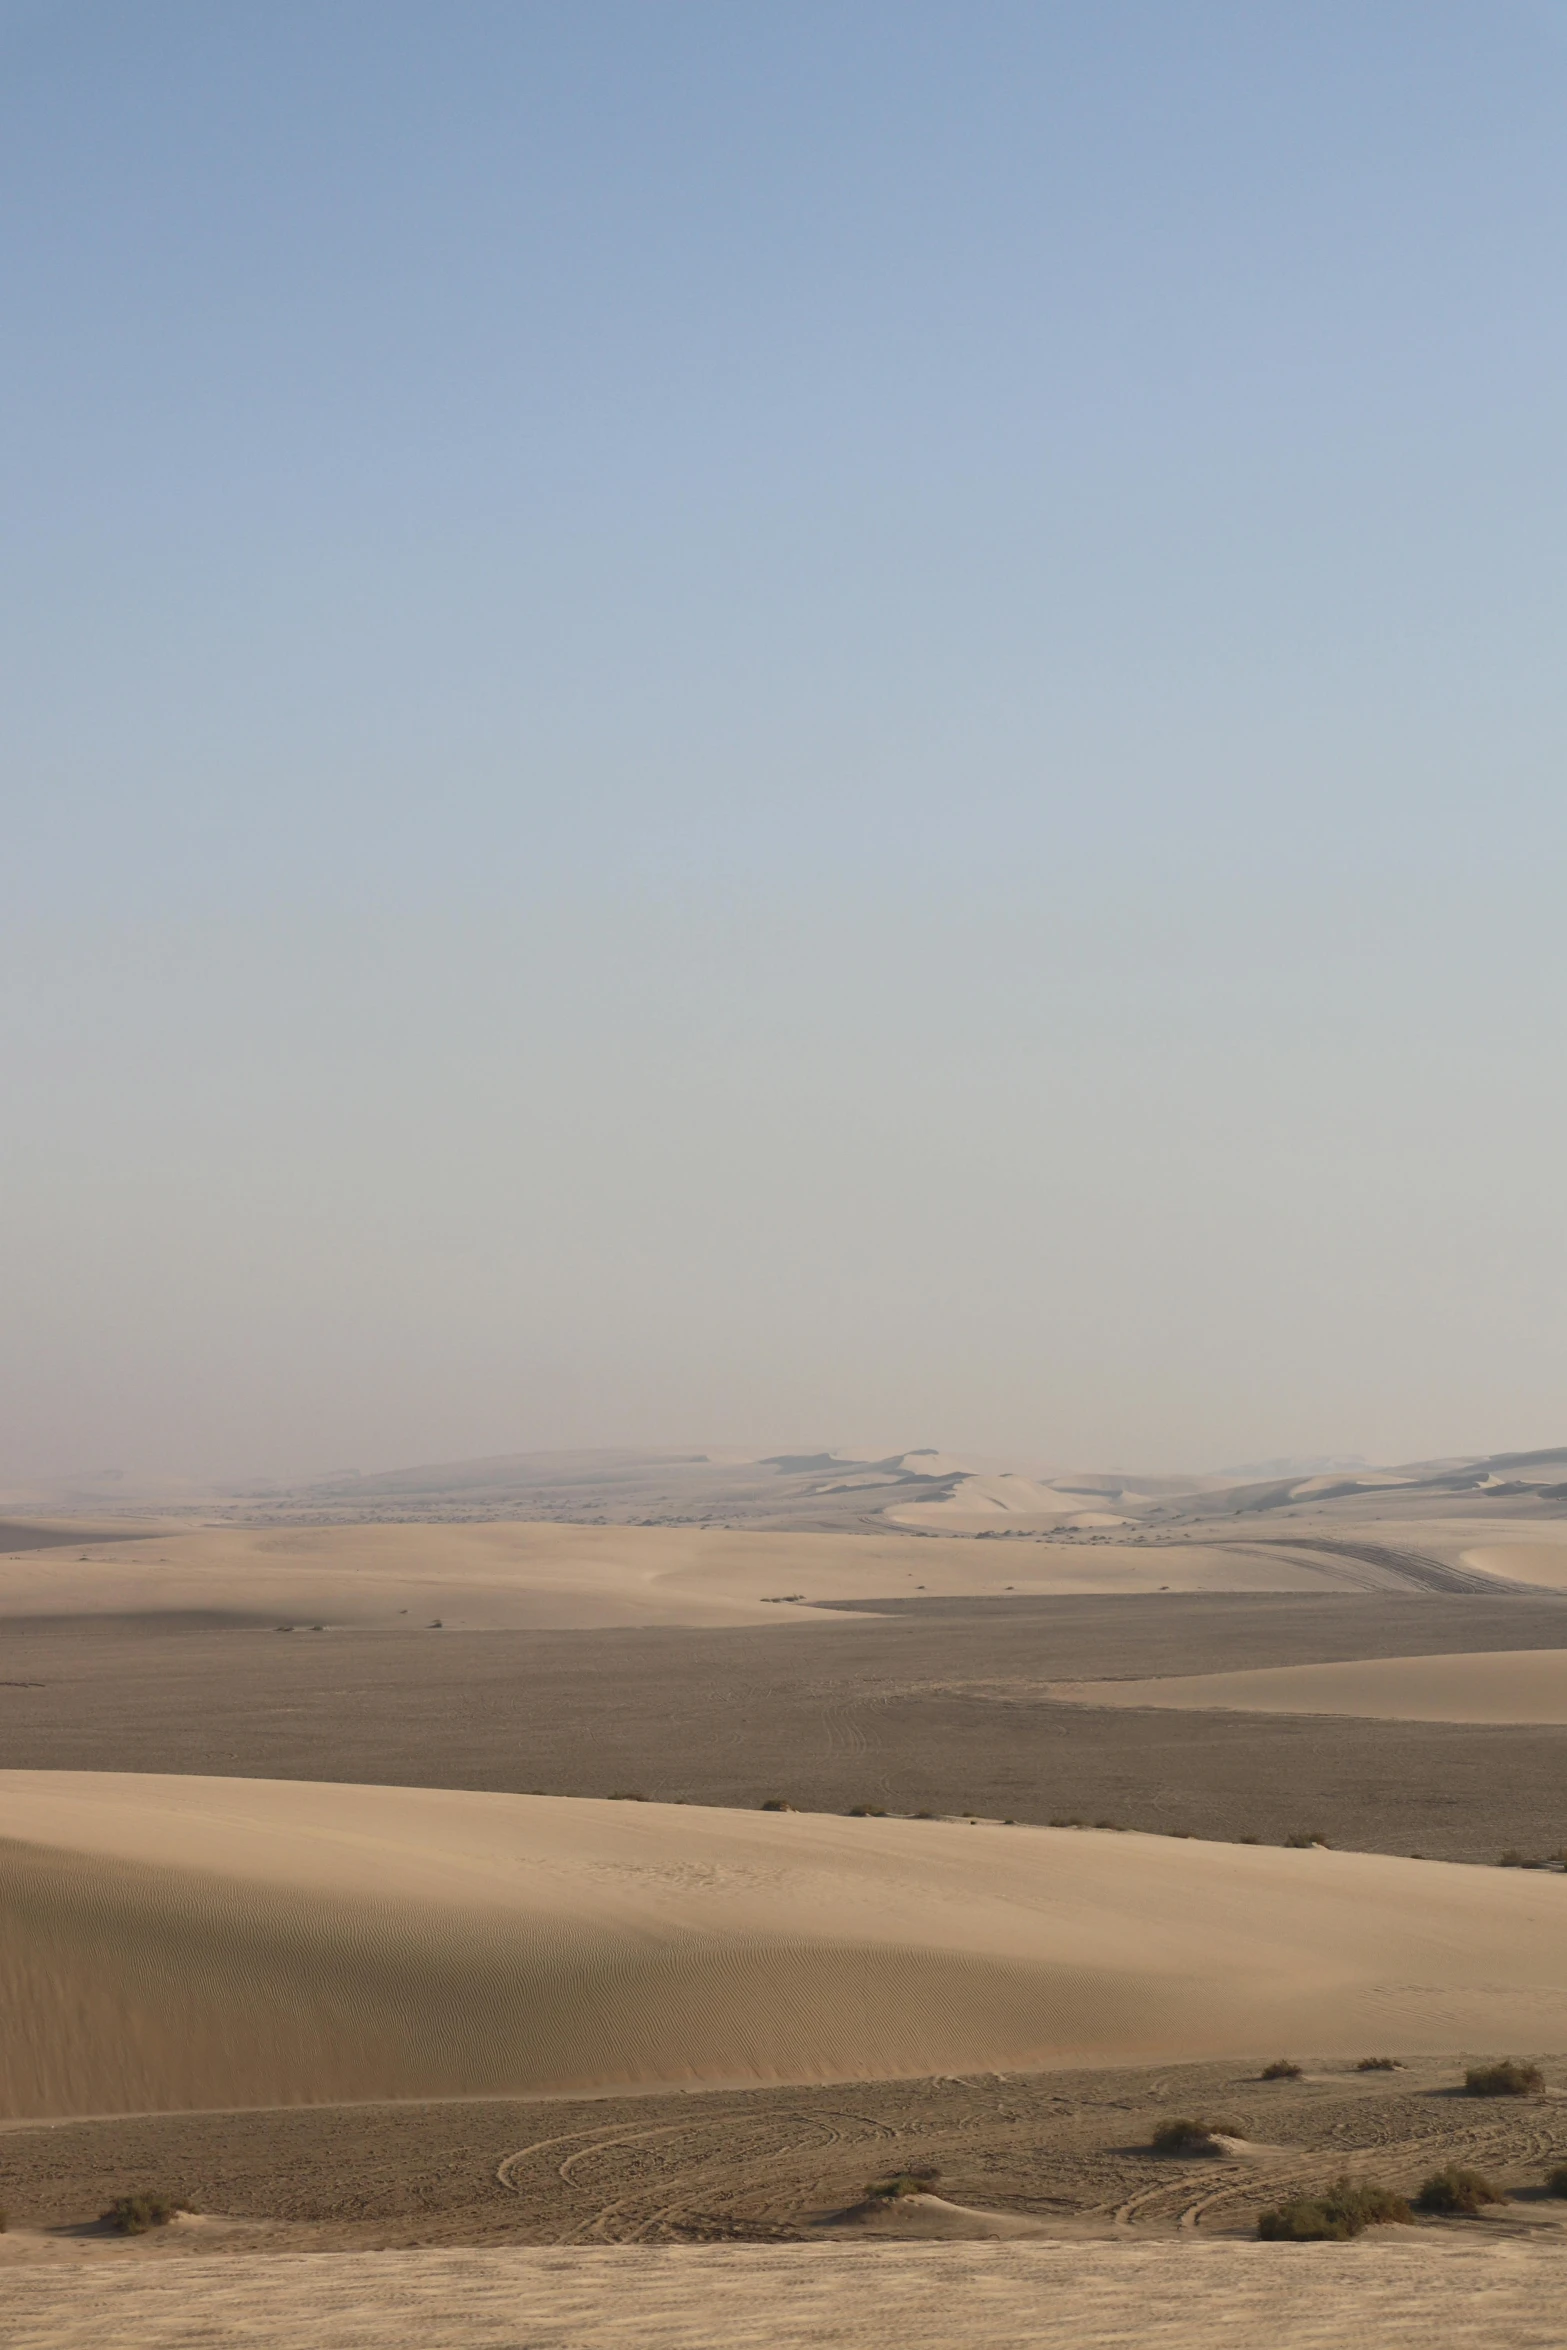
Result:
[4, 1, 1565, 1483]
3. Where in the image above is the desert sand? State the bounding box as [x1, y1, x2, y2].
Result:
[7, 1772, 1567, 2119]
[1052, 1648, 1567, 1724]
[0, 1518, 1375, 1631]
[10, 2240, 1567, 2350]
[1466, 1543, 1567, 1592]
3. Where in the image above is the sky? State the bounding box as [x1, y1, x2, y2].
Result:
[3, 0, 1565, 1488]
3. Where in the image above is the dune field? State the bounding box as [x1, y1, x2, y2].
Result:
[6, 1771, 1567, 2120]
[0, 1517, 1384, 1632]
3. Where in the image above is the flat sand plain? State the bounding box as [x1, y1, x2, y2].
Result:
[1053, 1647, 1567, 1724]
[10, 2053, 1567, 2248]
[10, 2239, 1567, 2350]
[9, 1593, 1567, 1859]
[7, 1772, 1567, 2117]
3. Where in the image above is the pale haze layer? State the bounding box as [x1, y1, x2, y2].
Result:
[3, 1, 1565, 1486]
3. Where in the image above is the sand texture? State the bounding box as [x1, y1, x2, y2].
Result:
[1053, 1648, 1567, 1724]
[7, 1772, 1567, 2118]
[9, 2241, 1567, 2350]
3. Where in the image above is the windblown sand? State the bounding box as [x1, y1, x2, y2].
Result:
[8, 2240, 1567, 2350]
[1053, 1648, 1567, 1724]
[6, 1772, 1567, 2119]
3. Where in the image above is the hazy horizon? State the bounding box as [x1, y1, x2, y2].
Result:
[5, 2, 1565, 1488]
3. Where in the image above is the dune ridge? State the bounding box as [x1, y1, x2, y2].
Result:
[6, 1774, 1567, 2119]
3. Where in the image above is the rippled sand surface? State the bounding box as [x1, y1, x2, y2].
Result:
[8, 2241, 1567, 2350]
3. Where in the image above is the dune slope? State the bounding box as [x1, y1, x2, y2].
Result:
[1052, 1647, 1567, 1724]
[5, 1776, 1567, 2118]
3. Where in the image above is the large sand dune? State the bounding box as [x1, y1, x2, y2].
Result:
[0, 1519, 1360, 1631]
[5, 1773, 1567, 2119]
[1053, 1647, 1567, 1724]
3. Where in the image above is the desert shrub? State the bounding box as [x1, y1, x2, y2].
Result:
[914, 1810, 936, 1819]
[1151, 2117, 1234, 2155]
[866, 2168, 940, 2200]
[1237, 1834, 1260, 1845]
[1094, 1819, 1124, 1831]
[759, 1799, 794, 1811]
[1545, 2165, 1567, 2198]
[1464, 2060, 1542, 2097]
[1499, 1849, 1537, 1868]
[1355, 2057, 1399, 2072]
[848, 1803, 887, 1817]
[1260, 2060, 1303, 2080]
[1284, 1831, 1329, 1848]
[1415, 2165, 1503, 2215]
[102, 2194, 179, 2234]
[1257, 2176, 1410, 2241]
[1258, 2196, 1354, 2241]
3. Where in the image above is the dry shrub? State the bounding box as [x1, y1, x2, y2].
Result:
[1151, 2117, 1235, 2155]
[1415, 2165, 1503, 2215]
[866, 2168, 941, 2200]
[1464, 2060, 1542, 2097]
[1257, 2176, 1410, 2241]
[1260, 2059, 1303, 2081]
[102, 2194, 179, 2235]
[1355, 2057, 1399, 2072]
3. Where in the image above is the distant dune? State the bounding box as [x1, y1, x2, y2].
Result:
[1052, 1647, 1567, 1724]
[0, 1519, 1363, 1632]
[6, 1774, 1567, 2119]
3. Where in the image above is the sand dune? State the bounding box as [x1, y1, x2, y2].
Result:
[1464, 1542, 1567, 1592]
[1052, 1647, 1567, 1724]
[6, 1773, 1567, 2119]
[0, 1519, 1356, 1632]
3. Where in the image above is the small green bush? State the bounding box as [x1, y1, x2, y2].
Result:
[1257, 2176, 1410, 2241]
[1355, 2057, 1399, 2072]
[1464, 2060, 1542, 2097]
[1415, 2165, 1503, 2215]
[1260, 2059, 1303, 2081]
[102, 2194, 179, 2235]
[1151, 2117, 1234, 2155]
